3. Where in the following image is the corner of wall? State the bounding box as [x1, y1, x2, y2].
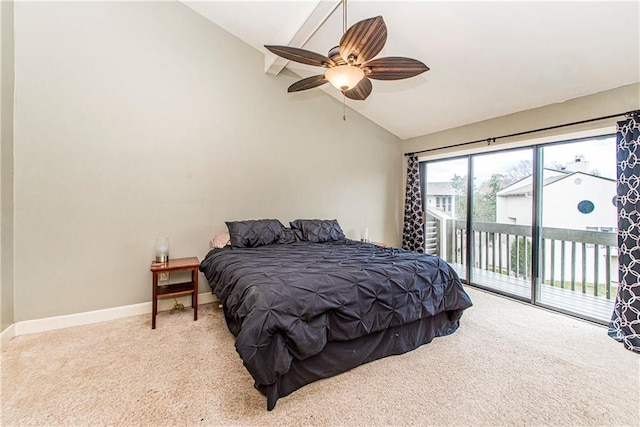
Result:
[0, 0, 16, 332]
[0, 322, 15, 350]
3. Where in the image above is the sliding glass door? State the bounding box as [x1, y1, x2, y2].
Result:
[538, 137, 617, 321]
[470, 149, 533, 299]
[422, 134, 616, 323]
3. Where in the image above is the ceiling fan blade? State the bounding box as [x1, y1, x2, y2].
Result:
[339, 16, 387, 66]
[362, 57, 430, 81]
[264, 45, 335, 68]
[288, 75, 329, 93]
[342, 77, 372, 101]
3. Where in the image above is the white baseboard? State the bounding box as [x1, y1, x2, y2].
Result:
[1, 323, 16, 351]
[10, 292, 217, 338]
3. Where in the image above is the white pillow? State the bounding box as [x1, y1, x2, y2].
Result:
[210, 232, 231, 249]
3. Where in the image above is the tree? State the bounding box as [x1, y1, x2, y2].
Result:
[451, 173, 468, 221]
[504, 160, 532, 186]
[451, 173, 466, 193]
[545, 161, 565, 171]
[474, 173, 504, 222]
[450, 173, 503, 222]
[510, 237, 532, 279]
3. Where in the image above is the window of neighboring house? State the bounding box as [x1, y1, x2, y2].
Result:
[585, 227, 614, 233]
[436, 195, 452, 212]
[587, 227, 615, 250]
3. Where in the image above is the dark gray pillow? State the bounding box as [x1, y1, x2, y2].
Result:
[290, 219, 346, 243]
[289, 219, 305, 233]
[293, 228, 305, 241]
[226, 219, 285, 248]
[277, 228, 296, 244]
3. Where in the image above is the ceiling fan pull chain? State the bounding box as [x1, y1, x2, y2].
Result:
[343, 94, 347, 121]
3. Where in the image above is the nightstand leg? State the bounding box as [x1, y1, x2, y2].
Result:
[193, 268, 198, 321]
[152, 272, 158, 329]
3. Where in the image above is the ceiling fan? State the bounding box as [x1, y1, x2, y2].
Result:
[264, 1, 429, 101]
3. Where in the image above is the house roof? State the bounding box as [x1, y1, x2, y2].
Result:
[497, 171, 615, 197]
[498, 174, 566, 197]
[426, 182, 456, 196]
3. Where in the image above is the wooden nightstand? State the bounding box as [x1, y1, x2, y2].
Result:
[359, 239, 388, 247]
[371, 241, 388, 247]
[150, 257, 199, 329]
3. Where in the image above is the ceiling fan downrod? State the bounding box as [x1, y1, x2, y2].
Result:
[343, 0, 347, 34]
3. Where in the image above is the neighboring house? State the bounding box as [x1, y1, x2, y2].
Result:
[422, 181, 456, 257]
[425, 181, 456, 219]
[496, 159, 616, 231]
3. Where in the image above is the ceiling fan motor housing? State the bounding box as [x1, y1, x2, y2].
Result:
[328, 46, 346, 65]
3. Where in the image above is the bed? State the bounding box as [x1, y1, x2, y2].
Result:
[199, 219, 472, 410]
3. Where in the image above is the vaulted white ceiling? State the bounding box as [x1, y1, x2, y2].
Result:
[183, 1, 640, 140]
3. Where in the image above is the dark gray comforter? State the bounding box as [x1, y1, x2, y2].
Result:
[199, 240, 472, 390]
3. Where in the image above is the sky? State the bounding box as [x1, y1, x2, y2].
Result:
[425, 135, 616, 183]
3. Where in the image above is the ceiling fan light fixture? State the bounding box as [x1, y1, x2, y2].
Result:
[325, 65, 365, 91]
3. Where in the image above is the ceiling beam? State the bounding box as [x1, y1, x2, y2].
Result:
[264, 0, 342, 75]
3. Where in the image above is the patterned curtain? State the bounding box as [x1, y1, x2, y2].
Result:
[608, 115, 640, 353]
[402, 154, 425, 252]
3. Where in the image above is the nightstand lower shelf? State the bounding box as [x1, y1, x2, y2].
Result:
[157, 282, 195, 298]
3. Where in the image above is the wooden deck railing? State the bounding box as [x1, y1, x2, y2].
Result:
[441, 220, 618, 300]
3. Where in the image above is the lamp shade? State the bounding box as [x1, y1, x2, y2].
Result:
[325, 65, 365, 91]
[155, 237, 169, 262]
[361, 227, 370, 243]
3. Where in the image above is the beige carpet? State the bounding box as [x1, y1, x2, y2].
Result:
[1, 287, 638, 426]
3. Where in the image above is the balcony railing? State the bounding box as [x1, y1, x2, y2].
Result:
[427, 217, 618, 322]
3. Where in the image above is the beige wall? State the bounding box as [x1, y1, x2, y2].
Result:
[13, 2, 402, 322]
[404, 83, 640, 157]
[1, 0, 15, 332]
